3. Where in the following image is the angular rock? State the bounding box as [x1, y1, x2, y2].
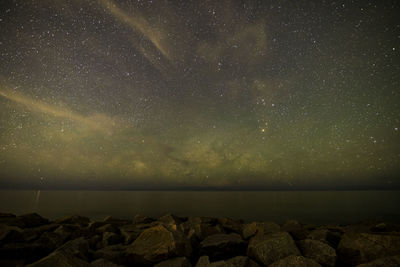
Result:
[195, 255, 259, 267]
[242, 222, 280, 239]
[90, 258, 123, 267]
[97, 224, 118, 234]
[36, 231, 65, 252]
[247, 232, 300, 266]
[0, 213, 24, 228]
[55, 215, 91, 226]
[281, 220, 309, 241]
[0, 224, 23, 244]
[307, 229, 341, 248]
[357, 255, 400, 267]
[54, 224, 81, 242]
[103, 216, 131, 227]
[134, 214, 154, 224]
[56, 237, 90, 261]
[154, 257, 192, 267]
[89, 234, 102, 250]
[102, 232, 123, 247]
[269, 255, 322, 267]
[200, 233, 246, 260]
[159, 214, 185, 226]
[119, 223, 153, 244]
[181, 217, 224, 241]
[298, 239, 336, 267]
[126, 224, 191, 265]
[26, 250, 91, 267]
[337, 233, 400, 266]
[17, 213, 49, 228]
[218, 218, 243, 235]
[92, 244, 127, 266]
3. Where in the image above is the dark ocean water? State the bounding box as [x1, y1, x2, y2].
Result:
[1, 190, 399, 224]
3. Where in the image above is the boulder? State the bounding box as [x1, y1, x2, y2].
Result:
[159, 214, 185, 226]
[54, 224, 81, 242]
[200, 233, 246, 260]
[36, 231, 65, 251]
[126, 224, 191, 265]
[307, 229, 341, 248]
[90, 258, 123, 267]
[134, 214, 155, 224]
[281, 220, 309, 241]
[337, 233, 400, 266]
[298, 239, 337, 267]
[356, 255, 400, 267]
[92, 244, 127, 266]
[55, 216, 91, 226]
[17, 213, 49, 228]
[26, 250, 90, 267]
[0, 224, 23, 244]
[195, 255, 259, 267]
[119, 223, 153, 244]
[218, 218, 243, 234]
[103, 216, 131, 227]
[247, 232, 300, 266]
[154, 257, 192, 267]
[102, 232, 123, 247]
[97, 224, 118, 234]
[0, 213, 24, 227]
[181, 217, 224, 241]
[269, 255, 322, 267]
[242, 222, 280, 239]
[56, 237, 90, 261]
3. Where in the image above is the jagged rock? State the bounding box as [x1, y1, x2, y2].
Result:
[17, 213, 49, 228]
[36, 231, 64, 251]
[181, 217, 224, 241]
[337, 233, 400, 266]
[0, 213, 24, 227]
[92, 244, 127, 266]
[26, 250, 91, 267]
[159, 214, 185, 226]
[0, 224, 23, 244]
[242, 222, 280, 239]
[126, 224, 191, 265]
[281, 220, 309, 241]
[103, 216, 131, 227]
[55, 215, 91, 226]
[89, 234, 102, 250]
[356, 255, 400, 267]
[119, 223, 154, 244]
[269, 255, 322, 267]
[218, 218, 243, 234]
[370, 222, 387, 232]
[154, 257, 192, 267]
[307, 229, 341, 248]
[88, 221, 107, 231]
[97, 224, 118, 234]
[200, 233, 246, 260]
[195, 255, 259, 267]
[134, 214, 154, 224]
[298, 239, 337, 267]
[102, 232, 123, 247]
[56, 237, 90, 261]
[247, 232, 300, 266]
[54, 224, 81, 242]
[90, 258, 123, 267]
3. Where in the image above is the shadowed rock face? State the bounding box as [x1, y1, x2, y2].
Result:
[337, 232, 400, 266]
[298, 239, 337, 267]
[247, 231, 300, 266]
[0, 213, 400, 267]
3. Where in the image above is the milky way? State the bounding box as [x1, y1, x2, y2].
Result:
[0, 0, 399, 189]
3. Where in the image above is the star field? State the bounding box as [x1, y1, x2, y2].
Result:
[0, 0, 399, 189]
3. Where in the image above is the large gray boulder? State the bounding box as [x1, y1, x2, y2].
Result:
[126, 224, 191, 265]
[337, 233, 400, 266]
[269, 255, 321, 267]
[92, 244, 127, 266]
[242, 222, 280, 239]
[200, 233, 246, 260]
[298, 239, 336, 267]
[247, 232, 300, 266]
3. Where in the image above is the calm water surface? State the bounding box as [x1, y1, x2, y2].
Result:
[1, 190, 399, 224]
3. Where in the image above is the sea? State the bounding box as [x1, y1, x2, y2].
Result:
[1, 190, 399, 224]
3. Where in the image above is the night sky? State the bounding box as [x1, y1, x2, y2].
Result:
[0, 0, 399, 190]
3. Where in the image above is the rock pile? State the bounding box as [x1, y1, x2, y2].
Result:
[0, 212, 399, 266]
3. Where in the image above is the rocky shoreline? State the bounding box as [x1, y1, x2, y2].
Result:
[0, 213, 400, 266]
